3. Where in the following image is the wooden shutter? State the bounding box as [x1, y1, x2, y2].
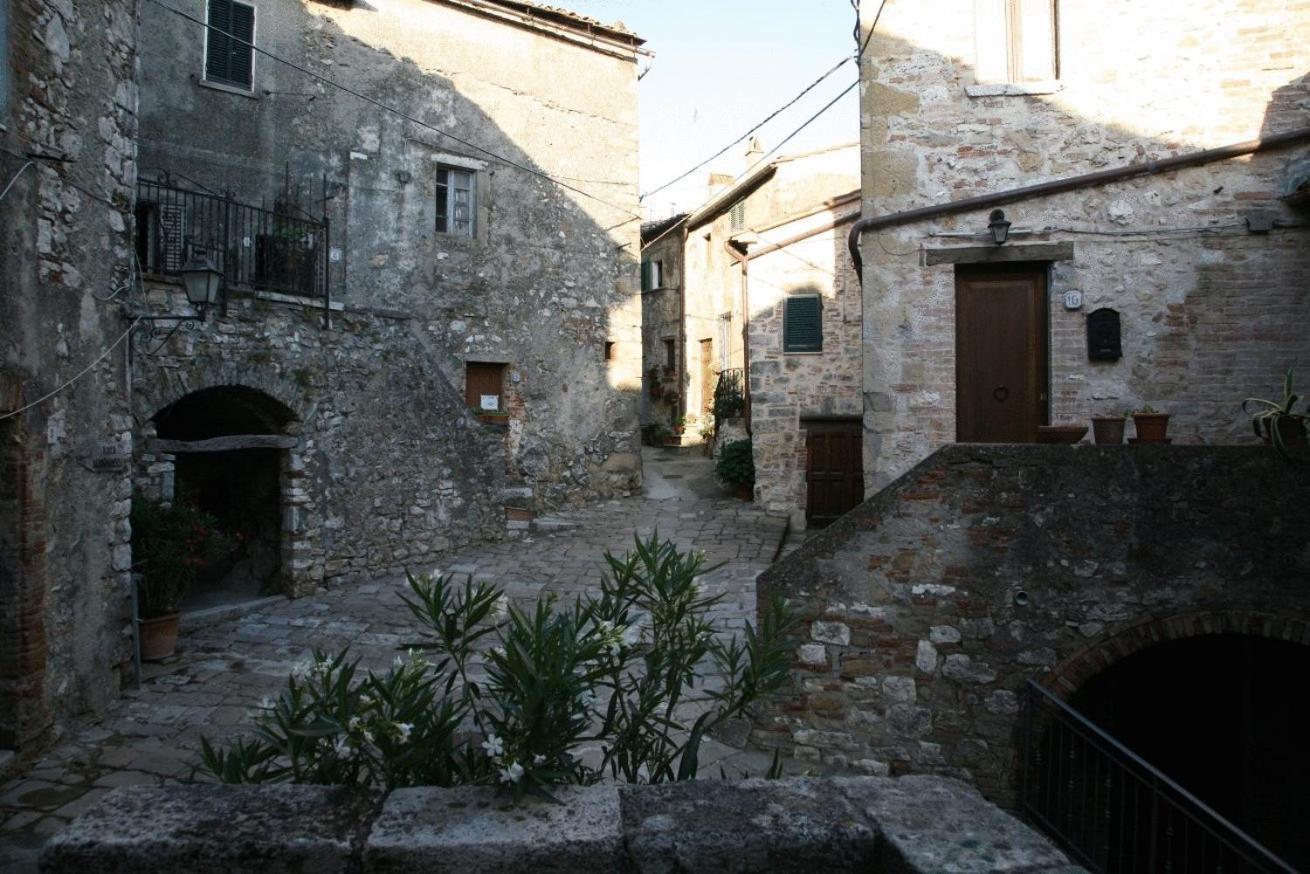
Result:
[783, 296, 822, 353]
[640, 258, 652, 291]
[465, 363, 505, 411]
[1015, 0, 1057, 82]
[205, 0, 232, 84]
[228, 2, 255, 89]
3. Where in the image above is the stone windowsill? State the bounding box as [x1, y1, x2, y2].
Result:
[964, 81, 1063, 98]
[196, 77, 259, 100]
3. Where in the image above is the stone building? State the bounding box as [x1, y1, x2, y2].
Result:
[1, 0, 140, 767]
[639, 142, 860, 501]
[853, 0, 1310, 489]
[1, 0, 646, 766]
[130, 0, 646, 599]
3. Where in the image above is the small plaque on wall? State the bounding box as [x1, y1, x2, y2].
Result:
[1086, 308, 1122, 361]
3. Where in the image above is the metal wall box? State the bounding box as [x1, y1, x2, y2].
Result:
[1086, 308, 1122, 361]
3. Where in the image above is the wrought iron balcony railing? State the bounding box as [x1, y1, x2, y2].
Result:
[135, 179, 329, 306]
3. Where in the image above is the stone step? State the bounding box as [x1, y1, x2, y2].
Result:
[531, 515, 579, 533]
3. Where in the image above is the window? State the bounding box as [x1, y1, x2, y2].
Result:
[604, 341, 616, 362]
[729, 200, 745, 232]
[204, 0, 255, 91]
[436, 166, 475, 236]
[641, 258, 664, 291]
[663, 338, 676, 370]
[973, 0, 1057, 86]
[466, 362, 506, 413]
[783, 295, 822, 353]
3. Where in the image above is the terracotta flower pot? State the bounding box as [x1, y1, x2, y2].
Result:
[1091, 417, 1126, 445]
[139, 613, 181, 661]
[1132, 413, 1170, 443]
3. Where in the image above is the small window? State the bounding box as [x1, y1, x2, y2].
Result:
[437, 166, 476, 237]
[783, 296, 822, 353]
[729, 200, 745, 231]
[465, 362, 506, 413]
[641, 258, 664, 291]
[663, 338, 676, 370]
[604, 341, 616, 362]
[205, 0, 255, 91]
[974, 0, 1057, 85]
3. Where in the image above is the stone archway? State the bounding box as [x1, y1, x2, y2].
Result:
[1032, 611, 1310, 870]
[136, 384, 313, 603]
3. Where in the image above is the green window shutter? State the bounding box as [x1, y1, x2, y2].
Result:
[205, 0, 232, 84]
[640, 258, 652, 292]
[783, 296, 822, 352]
[228, 2, 255, 89]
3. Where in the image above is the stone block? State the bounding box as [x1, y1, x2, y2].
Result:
[364, 785, 624, 873]
[621, 778, 878, 873]
[41, 784, 377, 873]
[811, 621, 850, 646]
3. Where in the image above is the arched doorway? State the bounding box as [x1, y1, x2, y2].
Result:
[149, 385, 297, 609]
[1027, 620, 1310, 872]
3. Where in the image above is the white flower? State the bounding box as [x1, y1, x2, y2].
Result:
[393, 655, 408, 669]
[489, 644, 505, 659]
[348, 716, 364, 733]
[498, 761, 524, 784]
[359, 694, 374, 708]
[533, 754, 546, 766]
[394, 722, 413, 743]
[490, 595, 509, 620]
[481, 733, 505, 757]
[332, 735, 351, 757]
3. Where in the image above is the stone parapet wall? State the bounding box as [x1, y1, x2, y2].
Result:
[754, 445, 1310, 804]
[40, 776, 1076, 873]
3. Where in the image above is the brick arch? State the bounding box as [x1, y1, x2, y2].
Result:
[1043, 610, 1310, 700]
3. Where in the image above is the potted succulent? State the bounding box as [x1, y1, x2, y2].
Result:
[1091, 413, 1126, 445]
[715, 438, 755, 501]
[131, 497, 232, 660]
[1243, 366, 1309, 457]
[1131, 406, 1170, 443]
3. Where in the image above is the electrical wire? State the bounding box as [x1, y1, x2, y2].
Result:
[640, 56, 853, 201]
[0, 160, 34, 203]
[0, 319, 142, 422]
[144, 0, 643, 224]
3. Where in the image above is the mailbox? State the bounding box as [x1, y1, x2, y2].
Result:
[1086, 308, 1122, 361]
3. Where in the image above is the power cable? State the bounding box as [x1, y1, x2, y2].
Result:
[0, 319, 142, 422]
[0, 160, 34, 203]
[144, 0, 643, 224]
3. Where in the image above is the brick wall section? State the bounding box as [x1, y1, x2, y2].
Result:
[857, 1, 1310, 489]
[753, 445, 1310, 805]
[748, 217, 862, 520]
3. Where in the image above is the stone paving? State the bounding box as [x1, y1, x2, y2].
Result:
[0, 448, 791, 872]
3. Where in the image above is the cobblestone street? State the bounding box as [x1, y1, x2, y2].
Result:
[0, 449, 792, 871]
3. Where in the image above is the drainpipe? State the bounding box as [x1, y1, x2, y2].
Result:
[677, 225, 688, 428]
[723, 241, 750, 434]
[846, 126, 1310, 282]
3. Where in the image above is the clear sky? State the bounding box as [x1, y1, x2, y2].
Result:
[561, 0, 862, 220]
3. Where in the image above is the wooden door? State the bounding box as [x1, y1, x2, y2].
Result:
[699, 339, 714, 413]
[955, 264, 1048, 443]
[805, 420, 864, 528]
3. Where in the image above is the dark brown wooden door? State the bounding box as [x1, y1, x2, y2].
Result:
[805, 420, 864, 528]
[955, 264, 1048, 443]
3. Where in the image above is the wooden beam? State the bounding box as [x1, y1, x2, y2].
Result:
[147, 435, 299, 454]
[921, 242, 1074, 266]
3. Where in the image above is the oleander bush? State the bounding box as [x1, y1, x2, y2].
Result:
[199, 532, 795, 798]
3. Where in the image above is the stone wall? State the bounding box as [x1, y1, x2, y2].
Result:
[41, 777, 1075, 873]
[0, 0, 138, 760]
[639, 229, 684, 432]
[857, 1, 1310, 488]
[753, 445, 1310, 805]
[130, 279, 512, 592]
[747, 205, 862, 523]
[136, 0, 644, 511]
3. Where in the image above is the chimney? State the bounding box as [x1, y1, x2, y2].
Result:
[744, 136, 764, 166]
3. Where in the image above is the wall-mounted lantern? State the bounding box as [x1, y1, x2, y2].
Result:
[139, 254, 223, 323]
[987, 209, 1012, 245]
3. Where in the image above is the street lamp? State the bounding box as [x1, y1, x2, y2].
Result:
[987, 209, 1012, 245]
[180, 254, 223, 309]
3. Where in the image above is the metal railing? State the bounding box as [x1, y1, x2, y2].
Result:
[712, 367, 745, 421]
[1020, 680, 1295, 873]
[136, 179, 329, 306]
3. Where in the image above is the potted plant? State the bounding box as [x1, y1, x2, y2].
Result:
[131, 497, 231, 660]
[672, 416, 688, 436]
[1243, 366, 1309, 457]
[1131, 406, 1170, 443]
[1091, 413, 1126, 445]
[715, 438, 755, 501]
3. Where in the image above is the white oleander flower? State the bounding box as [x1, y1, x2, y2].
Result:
[490, 595, 509, 621]
[348, 716, 364, 733]
[533, 754, 546, 766]
[498, 761, 524, 784]
[394, 722, 413, 743]
[481, 733, 505, 757]
[332, 735, 351, 757]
